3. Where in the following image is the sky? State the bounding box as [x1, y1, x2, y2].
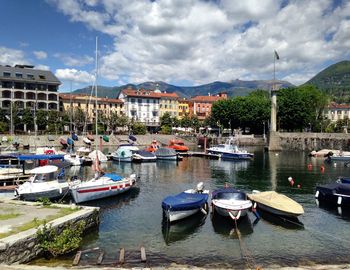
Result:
[0, 0, 349, 92]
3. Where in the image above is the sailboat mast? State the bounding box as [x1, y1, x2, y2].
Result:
[95, 36, 98, 153]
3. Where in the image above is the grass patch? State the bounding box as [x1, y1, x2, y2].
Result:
[0, 212, 21, 220]
[0, 207, 79, 239]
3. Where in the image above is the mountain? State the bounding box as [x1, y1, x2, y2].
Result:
[73, 79, 294, 99]
[305, 60, 350, 96]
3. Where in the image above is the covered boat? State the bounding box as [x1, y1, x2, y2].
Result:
[72, 133, 79, 141]
[83, 137, 92, 145]
[207, 137, 253, 160]
[167, 139, 189, 152]
[70, 172, 137, 203]
[162, 182, 209, 222]
[88, 150, 108, 163]
[211, 187, 252, 220]
[15, 165, 68, 201]
[315, 182, 350, 207]
[132, 150, 157, 162]
[111, 144, 139, 162]
[248, 191, 304, 218]
[155, 147, 178, 160]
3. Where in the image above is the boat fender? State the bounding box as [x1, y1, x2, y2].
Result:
[59, 187, 62, 194]
[337, 196, 342, 205]
[109, 186, 112, 191]
[200, 208, 208, 215]
[252, 203, 261, 219]
[315, 190, 319, 198]
[320, 165, 325, 173]
[338, 207, 342, 215]
[307, 163, 312, 170]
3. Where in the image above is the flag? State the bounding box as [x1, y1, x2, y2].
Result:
[274, 50, 280, 60]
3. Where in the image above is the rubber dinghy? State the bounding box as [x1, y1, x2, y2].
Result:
[248, 191, 304, 218]
[162, 182, 209, 222]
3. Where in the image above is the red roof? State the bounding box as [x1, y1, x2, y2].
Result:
[59, 93, 123, 103]
[191, 95, 226, 103]
[328, 102, 350, 109]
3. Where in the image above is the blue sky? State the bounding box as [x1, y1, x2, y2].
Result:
[0, 0, 349, 92]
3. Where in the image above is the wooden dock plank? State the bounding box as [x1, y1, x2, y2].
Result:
[140, 246, 146, 262]
[119, 248, 125, 264]
[96, 251, 104, 265]
[72, 251, 82, 266]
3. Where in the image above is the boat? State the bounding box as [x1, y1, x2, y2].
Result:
[14, 165, 69, 201]
[211, 187, 252, 220]
[309, 149, 336, 157]
[132, 150, 157, 162]
[315, 182, 350, 207]
[162, 182, 209, 222]
[248, 191, 304, 218]
[155, 147, 178, 160]
[69, 37, 137, 204]
[72, 133, 79, 141]
[326, 152, 350, 162]
[103, 135, 109, 142]
[67, 137, 74, 147]
[146, 140, 160, 152]
[64, 153, 82, 166]
[167, 139, 189, 152]
[338, 177, 350, 184]
[207, 137, 253, 160]
[111, 144, 139, 162]
[83, 137, 92, 145]
[59, 138, 68, 148]
[88, 150, 108, 163]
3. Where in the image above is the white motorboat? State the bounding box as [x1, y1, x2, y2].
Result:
[132, 150, 157, 162]
[64, 153, 82, 166]
[211, 187, 252, 220]
[14, 165, 69, 201]
[111, 144, 139, 162]
[70, 173, 137, 203]
[207, 137, 253, 160]
[162, 182, 209, 222]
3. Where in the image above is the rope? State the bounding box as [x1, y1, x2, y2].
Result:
[234, 218, 261, 270]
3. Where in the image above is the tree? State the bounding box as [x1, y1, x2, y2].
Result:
[73, 107, 86, 133]
[132, 121, 147, 135]
[0, 109, 8, 133]
[180, 113, 192, 128]
[47, 111, 62, 134]
[22, 108, 34, 131]
[36, 110, 48, 131]
[160, 112, 172, 127]
[191, 115, 200, 132]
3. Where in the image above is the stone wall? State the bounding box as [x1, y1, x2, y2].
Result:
[0, 203, 99, 264]
[277, 132, 350, 151]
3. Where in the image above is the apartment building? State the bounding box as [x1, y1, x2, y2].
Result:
[191, 92, 228, 120]
[118, 88, 160, 128]
[324, 102, 350, 122]
[158, 91, 179, 118]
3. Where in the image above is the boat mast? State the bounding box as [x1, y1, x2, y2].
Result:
[95, 36, 99, 156]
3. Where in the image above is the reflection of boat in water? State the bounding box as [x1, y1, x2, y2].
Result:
[162, 212, 207, 244]
[211, 213, 253, 238]
[254, 208, 304, 230]
[316, 199, 350, 220]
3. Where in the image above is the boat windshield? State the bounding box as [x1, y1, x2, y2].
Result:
[215, 192, 246, 200]
[33, 172, 56, 183]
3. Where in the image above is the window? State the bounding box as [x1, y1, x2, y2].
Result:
[138, 98, 142, 103]
[3, 72, 11, 77]
[131, 98, 135, 103]
[15, 73, 22, 78]
[39, 75, 46, 80]
[27, 74, 34, 80]
[78, 103, 81, 107]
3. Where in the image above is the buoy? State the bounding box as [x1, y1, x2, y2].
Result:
[307, 163, 312, 170]
[320, 165, 325, 173]
[334, 163, 337, 167]
[288, 176, 294, 187]
[297, 184, 301, 189]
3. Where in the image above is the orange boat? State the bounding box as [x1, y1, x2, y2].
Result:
[167, 139, 189, 152]
[146, 140, 160, 152]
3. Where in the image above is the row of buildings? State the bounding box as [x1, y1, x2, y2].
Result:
[0, 65, 227, 131]
[1, 64, 349, 132]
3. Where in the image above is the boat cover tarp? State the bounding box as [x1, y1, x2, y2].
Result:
[162, 192, 208, 211]
[18, 154, 64, 161]
[104, 173, 123, 181]
[339, 177, 350, 184]
[135, 150, 155, 157]
[155, 147, 176, 157]
[72, 133, 79, 141]
[248, 191, 304, 215]
[67, 137, 74, 145]
[212, 187, 246, 200]
[317, 183, 350, 196]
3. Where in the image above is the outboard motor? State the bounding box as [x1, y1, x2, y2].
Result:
[196, 182, 204, 193]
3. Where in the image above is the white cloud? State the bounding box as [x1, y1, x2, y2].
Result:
[54, 53, 94, 67]
[55, 68, 94, 83]
[33, 50, 47, 60]
[49, 0, 350, 86]
[0, 46, 27, 66]
[36, 64, 50, 70]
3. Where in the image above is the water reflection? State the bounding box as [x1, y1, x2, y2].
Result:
[316, 199, 350, 221]
[254, 209, 304, 230]
[162, 212, 207, 245]
[211, 213, 254, 238]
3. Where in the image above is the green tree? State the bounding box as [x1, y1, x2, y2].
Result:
[0, 109, 9, 133]
[47, 111, 62, 134]
[73, 107, 86, 133]
[132, 121, 147, 135]
[36, 110, 48, 131]
[180, 113, 192, 128]
[160, 112, 172, 127]
[191, 115, 200, 132]
[22, 108, 34, 131]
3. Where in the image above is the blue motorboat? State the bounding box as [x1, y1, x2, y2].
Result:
[207, 137, 253, 160]
[71, 133, 79, 141]
[315, 182, 350, 207]
[162, 182, 209, 222]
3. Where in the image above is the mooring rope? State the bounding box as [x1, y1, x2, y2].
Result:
[234, 218, 261, 270]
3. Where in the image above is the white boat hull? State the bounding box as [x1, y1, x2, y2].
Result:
[212, 199, 252, 219]
[165, 209, 200, 222]
[70, 175, 136, 203]
[15, 181, 69, 201]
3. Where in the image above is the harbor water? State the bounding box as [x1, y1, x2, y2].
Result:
[33, 147, 350, 267]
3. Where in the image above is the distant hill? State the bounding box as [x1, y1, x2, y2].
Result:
[73, 79, 294, 99]
[305, 60, 350, 99]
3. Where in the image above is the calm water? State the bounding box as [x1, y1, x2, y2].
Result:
[38, 147, 350, 268]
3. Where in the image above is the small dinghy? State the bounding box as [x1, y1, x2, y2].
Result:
[83, 137, 92, 145]
[162, 182, 209, 223]
[211, 187, 252, 221]
[155, 147, 178, 160]
[132, 150, 157, 162]
[315, 182, 350, 207]
[248, 191, 304, 218]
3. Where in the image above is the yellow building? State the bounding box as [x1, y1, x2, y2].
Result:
[157, 92, 179, 118]
[59, 93, 124, 130]
[178, 98, 191, 119]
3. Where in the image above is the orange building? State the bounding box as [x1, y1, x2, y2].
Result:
[191, 92, 227, 120]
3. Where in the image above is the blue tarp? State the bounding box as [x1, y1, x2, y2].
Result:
[162, 192, 208, 211]
[18, 154, 65, 161]
[67, 137, 74, 145]
[72, 133, 79, 141]
[340, 177, 350, 184]
[104, 173, 123, 181]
